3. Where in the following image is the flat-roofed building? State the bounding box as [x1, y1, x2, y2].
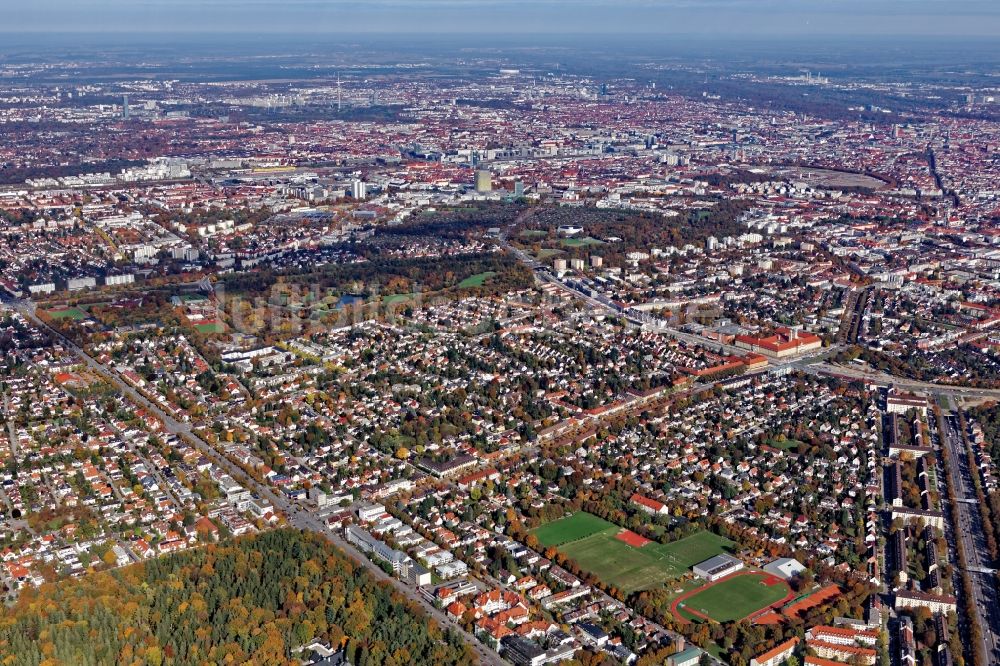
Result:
[692, 554, 744, 582]
[886, 389, 928, 415]
[894, 590, 957, 614]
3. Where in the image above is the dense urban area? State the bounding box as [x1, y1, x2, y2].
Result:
[0, 34, 999, 666]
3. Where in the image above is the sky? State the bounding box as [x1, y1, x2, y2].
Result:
[3, 0, 999, 38]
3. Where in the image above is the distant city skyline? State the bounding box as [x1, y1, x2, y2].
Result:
[5, 0, 1000, 37]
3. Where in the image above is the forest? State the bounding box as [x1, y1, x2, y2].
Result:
[219, 251, 532, 301]
[0, 529, 475, 666]
[516, 200, 752, 258]
[375, 203, 526, 240]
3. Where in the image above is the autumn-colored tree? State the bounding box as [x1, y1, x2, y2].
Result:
[0, 530, 472, 666]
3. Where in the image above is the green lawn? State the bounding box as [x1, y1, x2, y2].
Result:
[535, 248, 565, 259]
[678, 605, 705, 622]
[46, 307, 87, 320]
[561, 237, 603, 247]
[532, 512, 614, 547]
[531, 513, 733, 594]
[458, 271, 496, 288]
[385, 434, 417, 448]
[382, 293, 414, 305]
[704, 642, 728, 660]
[681, 573, 790, 622]
[767, 438, 804, 451]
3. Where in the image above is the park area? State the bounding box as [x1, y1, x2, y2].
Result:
[457, 271, 496, 288]
[673, 572, 793, 623]
[531, 512, 734, 594]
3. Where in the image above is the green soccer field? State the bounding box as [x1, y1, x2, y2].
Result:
[46, 307, 87, 320]
[531, 513, 733, 594]
[657, 531, 738, 570]
[532, 512, 614, 547]
[195, 322, 225, 334]
[681, 573, 791, 622]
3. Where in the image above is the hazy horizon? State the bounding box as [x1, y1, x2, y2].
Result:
[5, 0, 1000, 38]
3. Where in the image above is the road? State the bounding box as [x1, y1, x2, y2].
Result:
[938, 406, 1000, 664]
[12, 301, 505, 666]
[2, 390, 17, 459]
[843, 286, 872, 345]
[804, 362, 1000, 400]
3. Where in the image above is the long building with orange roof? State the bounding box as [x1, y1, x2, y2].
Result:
[735, 326, 822, 359]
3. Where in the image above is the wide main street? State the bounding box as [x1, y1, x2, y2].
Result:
[938, 406, 1000, 665]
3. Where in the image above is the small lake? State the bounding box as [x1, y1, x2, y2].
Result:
[336, 294, 365, 308]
